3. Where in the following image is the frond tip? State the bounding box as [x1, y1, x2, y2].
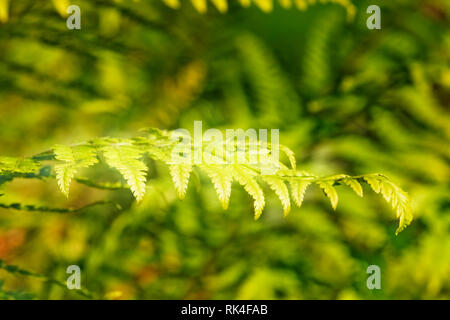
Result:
[363, 174, 413, 235]
[200, 165, 233, 209]
[262, 175, 291, 216]
[169, 164, 192, 200]
[233, 165, 265, 219]
[317, 181, 338, 210]
[290, 180, 311, 208]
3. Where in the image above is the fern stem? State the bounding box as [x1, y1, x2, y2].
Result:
[0, 201, 119, 214]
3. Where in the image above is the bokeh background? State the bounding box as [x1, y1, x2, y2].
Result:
[0, 0, 449, 299]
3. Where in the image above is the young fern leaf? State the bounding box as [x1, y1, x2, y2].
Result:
[380, 180, 393, 202]
[55, 165, 76, 198]
[261, 175, 291, 216]
[232, 165, 265, 219]
[280, 145, 296, 170]
[200, 165, 233, 209]
[54, 145, 98, 197]
[317, 181, 338, 210]
[169, 164, 192, 200]
[363, 176, 381, 193]
[290, 180, 311, 208]
[343, 177, 363, 197]
[362, 174, 413, 234]
[102, 144, 147, 202]
[0, 157, 40, 174]
[2, 129, 413, 234]
[395, 194, 413, 235]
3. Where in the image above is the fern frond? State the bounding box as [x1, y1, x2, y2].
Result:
[169, 164, 192, 199]
[362, 174, 413, 235]
[0, 157, 40, 174]
[262, 175, 290, 216]
[54, 164, 76, 197]
[280, 145, 296, 170]
[102, 144, 147, 202]
[1, 129, 413, 234]
[290, 180, 312, 208]
[232, 165, 265, 219]
[162, 0, 355, 19]
[317, 180, 338, 210]
[236, 34, 301, 126]
[342, 177, 363, 197]
[363, 175, 381, 193]
[200, 164, 233, 209]
[54, 145, 98, 197]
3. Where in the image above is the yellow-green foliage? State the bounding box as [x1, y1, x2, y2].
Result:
[162, 0, 355, 18]
[0, 157, 40, 174]
[1, 129, 413, 234]
[1, 0, 445, 300]
[54, 145, 98, 197]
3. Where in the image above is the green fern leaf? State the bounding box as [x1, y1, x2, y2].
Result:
[162, 0, 355, 19]
[200, 165, 232, 209]
[395, 197, 413, 235]
[290, 180, 311, 208]
[233, 165, 265, 219]
[0, 157, 40, 174]
[361, 175, 413, 235]
[343, 177, 363, 197]
[102, 144, 147, 202]
[317, 181, 338, 210]
[54, 145, 98, 197]
[54, 164, 76, 197]
[262, 175, 291, 216]
[364, 176, 381, 193]
[2, 128, 413, 234]
[378, 177, 413, 235]
[280, 145, 296, 170]
[169, 164, 192, 199]
[380, 180, 394, 202]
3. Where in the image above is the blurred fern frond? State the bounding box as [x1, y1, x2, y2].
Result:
[162, 0, 355, 18]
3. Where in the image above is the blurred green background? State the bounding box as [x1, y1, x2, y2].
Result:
[0, 0, 449, 299]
